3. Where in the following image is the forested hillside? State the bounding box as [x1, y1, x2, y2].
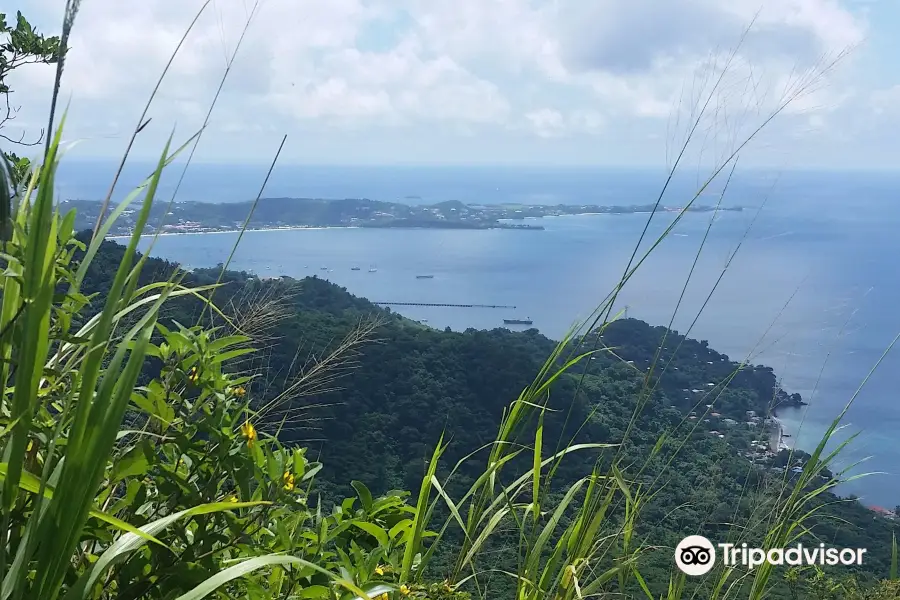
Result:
[75, 234, 897, 598]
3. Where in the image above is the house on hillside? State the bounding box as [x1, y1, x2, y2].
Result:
[870, 506, 897, 519]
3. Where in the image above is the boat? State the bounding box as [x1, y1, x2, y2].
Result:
[416, 275, 434, 279]
[320, 266, 328, 271]
[504, 318, 533, 326]
[351, 267, 361, 271]
[368, 265, 377, 272]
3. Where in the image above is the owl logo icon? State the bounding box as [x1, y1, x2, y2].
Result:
[675, 535, 716, 576]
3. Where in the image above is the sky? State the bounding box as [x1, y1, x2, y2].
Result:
[5, 0, 900, 168]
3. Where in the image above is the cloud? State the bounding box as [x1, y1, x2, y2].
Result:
[3, 0, 874, 164]
[524, 108, 604, 137]
[525, 109, 565, 137]
[557, 0, 863, 73]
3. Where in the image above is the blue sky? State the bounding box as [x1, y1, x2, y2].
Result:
[7, 0, 900, 168]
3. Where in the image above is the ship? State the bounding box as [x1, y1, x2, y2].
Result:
[416, 275, 434, 279]
[320, 266, 328, 271]
[504, 318, 533, 325]
[351, 267, 361, 271]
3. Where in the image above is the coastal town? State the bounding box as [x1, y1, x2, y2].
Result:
[57, 197, 744, 237]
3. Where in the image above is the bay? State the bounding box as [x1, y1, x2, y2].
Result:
[74, 163, 900, 508]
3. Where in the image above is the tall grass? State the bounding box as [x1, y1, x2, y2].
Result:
[0, 3, 893, 600]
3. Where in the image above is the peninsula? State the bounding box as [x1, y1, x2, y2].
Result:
[59, 197, 744, 237]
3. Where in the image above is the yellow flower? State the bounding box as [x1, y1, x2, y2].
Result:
[234, 385, 246, 397]
[188, 366, 199, 383]
[374, 566, 385, 576]
[240, 420, 257, 448]
[399, 584, 411, 596]
[442, 580, 453, 593]
[282, 470, 295, 491]
[226, 495, 238, 503]
[377, 594, 389, 600]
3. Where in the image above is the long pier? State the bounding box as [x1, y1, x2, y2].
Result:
[374, 302, 516, 309]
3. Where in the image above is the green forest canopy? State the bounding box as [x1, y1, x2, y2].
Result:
[78, 234, 898, 597]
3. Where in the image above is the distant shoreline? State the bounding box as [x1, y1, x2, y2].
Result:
[104, 211, 715, 240]
[106, 225, 354, 240]
[74, 196, 741, 239]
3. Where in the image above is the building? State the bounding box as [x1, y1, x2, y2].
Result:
[869, 506, 896, 519]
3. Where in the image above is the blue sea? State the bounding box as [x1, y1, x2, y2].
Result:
[60, 161, 900, 508]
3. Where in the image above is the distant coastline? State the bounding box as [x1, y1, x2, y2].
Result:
[106, 225, 352, 240]
[65, 196, 744, 238]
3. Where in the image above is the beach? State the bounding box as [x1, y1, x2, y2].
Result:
[106, 225, 352, 240]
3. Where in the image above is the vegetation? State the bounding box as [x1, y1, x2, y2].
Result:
[0, 9, 62, 186]
[62, 197, 742, 237]
[73, 240, 900, 599]
[0, 3, 897, 600]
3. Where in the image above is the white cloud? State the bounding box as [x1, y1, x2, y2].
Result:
[525, 109, 565, 137]
[3, 0, 876, 164]
[524, 108, 605, 137]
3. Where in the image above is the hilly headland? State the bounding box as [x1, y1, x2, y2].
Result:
[59, 196, 743, 236]
[72, 234, 896, 598]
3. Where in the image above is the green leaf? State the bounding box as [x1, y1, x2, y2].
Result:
[63, 501, 267, 600]
[301, 463, 322, 483]
[111, 444, 149, 481]
[172, 555, 372, 600]
[351, 480, 373, 513]
[207, 334, 252, 354]
[892, 533, 898, 581]
[0, 463, 166, 549]
[351, 522, 389, 548]
[296, 585, 330, 598]
[58, 209, 76, 244]
[389, 519, 412, 540]
[209, 347, 254, 365]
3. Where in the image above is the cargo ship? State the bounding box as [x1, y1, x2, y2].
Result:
[351, 267, 361, 271]
[416, 275, 434, 279]
[503, 318, 533, 325]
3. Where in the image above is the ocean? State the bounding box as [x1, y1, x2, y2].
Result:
[63, 161, 900, 508]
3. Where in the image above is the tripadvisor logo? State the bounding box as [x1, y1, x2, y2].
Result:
[675, 536, 867, 576]
[675, 535, 716, 576]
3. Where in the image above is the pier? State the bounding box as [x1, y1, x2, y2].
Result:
[374, 302, 516, 309]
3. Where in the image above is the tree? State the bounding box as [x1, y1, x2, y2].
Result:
[0, 10, 62, 187]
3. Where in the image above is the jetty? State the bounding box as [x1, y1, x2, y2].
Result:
[769, 419, 788, 453]
[374, 302, 516, 309]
